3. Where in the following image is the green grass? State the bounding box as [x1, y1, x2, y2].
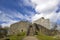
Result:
[5, 32, 60, 40]
[9, 32, 26, 40]
[36, 32, 60, 40]
[9, 35, 24, 40]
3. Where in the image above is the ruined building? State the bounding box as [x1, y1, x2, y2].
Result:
[33, 17, 51, 29]
[26, 23, 60, 36]
[8, 21, 31, 35]
[8, 17, 60, 36]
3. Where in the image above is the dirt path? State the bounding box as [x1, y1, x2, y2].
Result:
[23, 36, 38, 40]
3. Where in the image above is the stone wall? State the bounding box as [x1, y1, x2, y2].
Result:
[33, 17, 51, 29]
[31, 23, 60, 36]
[35, 23, 60, 36]
[8, 17, 60, 36]
[8, 21, 31, 35]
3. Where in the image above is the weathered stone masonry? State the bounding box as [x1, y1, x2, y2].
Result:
[8, 17, 60, 36]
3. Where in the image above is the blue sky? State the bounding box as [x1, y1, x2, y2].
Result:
[0, 0, 60, 27]
[0, 0, 36, 26]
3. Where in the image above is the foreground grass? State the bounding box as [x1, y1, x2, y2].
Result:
[36, 33, 60, 40]
[9, 35, 24, 40]
[1, 32, 60, 40]
[9, 32, 26, 40]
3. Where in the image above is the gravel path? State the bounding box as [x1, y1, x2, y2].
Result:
[23, 36, 38, 40]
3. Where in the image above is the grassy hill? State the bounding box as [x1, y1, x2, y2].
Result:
[36, 32, 60, 40]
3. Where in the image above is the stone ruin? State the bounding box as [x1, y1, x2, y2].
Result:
[8, 21, 31, 35]
[27, 23, 60, 36]
[8, 17, 60, 36]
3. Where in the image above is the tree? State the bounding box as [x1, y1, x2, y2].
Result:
[0, 26, 9, 38]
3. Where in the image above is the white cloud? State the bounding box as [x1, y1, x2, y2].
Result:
[0, 11, 2, 13]
[31, 0, 59, 13]
[1, 20, 18, 27]
[0, 10, 35, 27]
[0, 10, 24, 27]
[18, 0, 36, 8]
[9, 11, 24, 19]
[32, 10, 60, 22]
[31, 0, 60, 22]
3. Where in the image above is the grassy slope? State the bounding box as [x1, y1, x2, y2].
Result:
[9, 32, 26, 40]
[36, 33, 60, 40]
[7, 32, 60, 40]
